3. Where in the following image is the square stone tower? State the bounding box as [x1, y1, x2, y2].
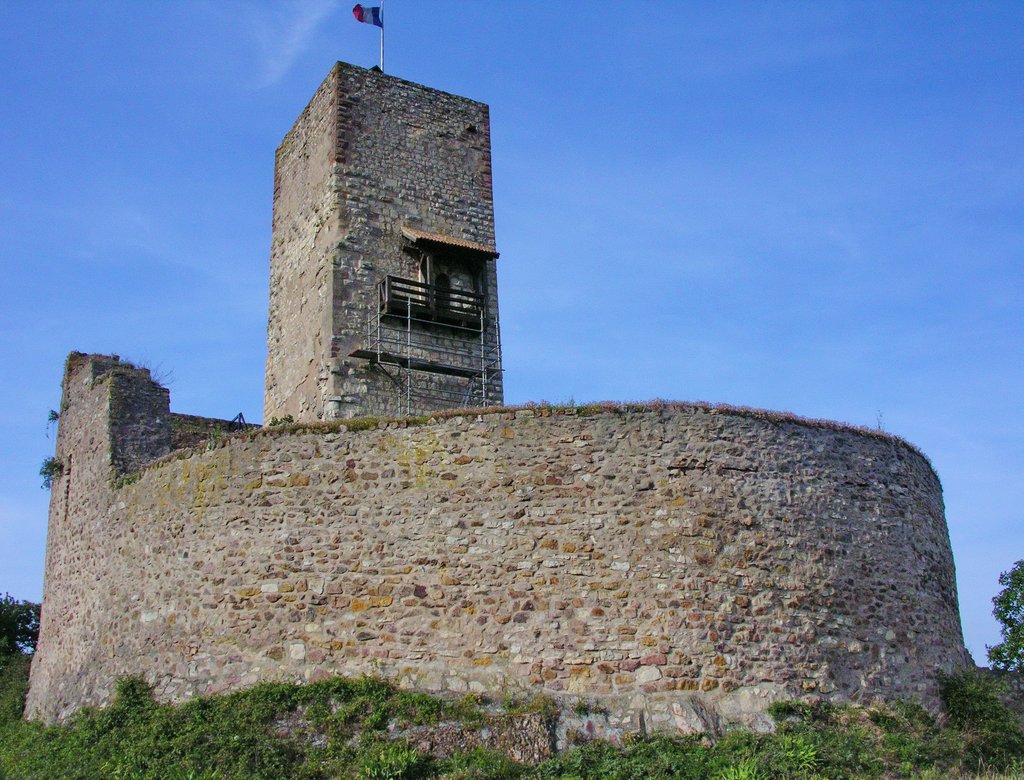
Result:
[265, 62, 503, 422]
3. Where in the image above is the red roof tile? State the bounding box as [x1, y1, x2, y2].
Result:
[401, 227, 499, 258]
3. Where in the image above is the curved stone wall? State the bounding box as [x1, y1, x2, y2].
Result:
[27, 406, 971, 729]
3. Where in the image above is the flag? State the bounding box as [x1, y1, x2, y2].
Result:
[352, 4, 383, 28]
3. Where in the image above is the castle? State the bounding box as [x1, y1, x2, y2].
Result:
[26, 62, 971, 733]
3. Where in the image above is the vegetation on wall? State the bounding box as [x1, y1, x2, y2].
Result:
[38, 457, 63, 490]
[0, 663, 1022, 780]
[46, 409, 60, 440]
[989, 559, 1024, 673]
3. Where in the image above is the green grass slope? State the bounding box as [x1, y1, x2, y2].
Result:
[1, 655, 1022, 779]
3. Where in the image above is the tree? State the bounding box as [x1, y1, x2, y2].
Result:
[0, 594, 39, 655]
[988, 560, 1024, 672]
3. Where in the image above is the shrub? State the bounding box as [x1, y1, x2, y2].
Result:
[940, 670, 1024, 771]
[0, 652, 31, 723]
[0, 594, 40, 655]
[989, 560, 1024, 672]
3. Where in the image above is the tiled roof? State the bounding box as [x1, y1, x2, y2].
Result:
[401, 227, 499, 258]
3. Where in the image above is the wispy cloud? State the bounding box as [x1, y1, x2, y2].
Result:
[247, 0, 338, 88]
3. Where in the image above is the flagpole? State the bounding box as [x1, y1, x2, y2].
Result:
[380, 0, 385, 71]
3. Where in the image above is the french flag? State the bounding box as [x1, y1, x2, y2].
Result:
[352, 4, 383, 28]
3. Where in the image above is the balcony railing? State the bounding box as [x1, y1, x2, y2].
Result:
[351, 274, 503, 413]
[379, 275, 485, 329]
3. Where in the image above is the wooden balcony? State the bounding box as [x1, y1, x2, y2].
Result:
[379, 275, 485, 330]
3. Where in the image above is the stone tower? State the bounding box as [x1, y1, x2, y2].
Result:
[265, 62, 503, 422]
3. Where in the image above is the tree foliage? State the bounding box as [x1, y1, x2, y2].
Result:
[988, 559, 1024, 672]
[0, 594, 40, 656]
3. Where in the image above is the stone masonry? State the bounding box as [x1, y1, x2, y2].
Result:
[265, 62, 502, 423]
[27, 356, 972, 731]
[28, 354, 253, 721]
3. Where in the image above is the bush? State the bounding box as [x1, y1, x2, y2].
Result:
[0, 652, 31, 723]
[0, 593, 39, 655]
[989, 560, 1024, 672]
[940, 670, 1024, 771]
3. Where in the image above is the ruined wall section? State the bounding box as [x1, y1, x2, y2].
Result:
[29, 354, 250, 720]
[108, 367, 173, 476]
[28, 354, 173, 720]
[265, 65, 343, 423]
[26, 406, 971, 731]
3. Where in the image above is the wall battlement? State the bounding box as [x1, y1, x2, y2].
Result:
[27, 357, 971, 730]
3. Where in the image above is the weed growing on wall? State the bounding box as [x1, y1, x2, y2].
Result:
[46, 409, 59, 439]
[38, 457, 63, 489]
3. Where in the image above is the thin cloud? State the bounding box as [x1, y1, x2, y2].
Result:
[248, 0, 338, 88]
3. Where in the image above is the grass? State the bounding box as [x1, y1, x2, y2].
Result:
[1, 659, 1021, 779]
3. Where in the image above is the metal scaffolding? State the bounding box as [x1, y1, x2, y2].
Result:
[351, 275, 502, 414]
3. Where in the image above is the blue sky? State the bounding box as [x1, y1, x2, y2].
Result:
[0, 1, 1021, 664]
